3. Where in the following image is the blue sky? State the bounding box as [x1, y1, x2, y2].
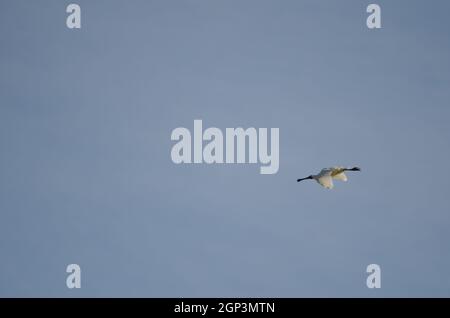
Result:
[1, 0, 450, 297]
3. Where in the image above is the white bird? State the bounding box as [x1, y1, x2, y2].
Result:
[297, 166, 361, 189]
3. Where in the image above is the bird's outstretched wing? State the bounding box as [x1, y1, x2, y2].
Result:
[332, 172, 348, 182]
[316, 174, 334, 189]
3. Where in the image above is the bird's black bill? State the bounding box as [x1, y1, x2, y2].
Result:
[297, 176, 313, 182]
[345, 167, 361, 171]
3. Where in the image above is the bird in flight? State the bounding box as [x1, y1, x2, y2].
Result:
[297, 166, 361, 189]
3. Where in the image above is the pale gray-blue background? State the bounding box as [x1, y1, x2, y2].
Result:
[1, 0, 449, 297]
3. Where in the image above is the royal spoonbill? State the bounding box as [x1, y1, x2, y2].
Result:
[297, 166, 361, 189]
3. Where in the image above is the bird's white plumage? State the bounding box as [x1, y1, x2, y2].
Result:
[332, 172, 347, 182]
[315, 175, 334, 189]
[313, 168, 334, 189]
[297, 166, 359, 189]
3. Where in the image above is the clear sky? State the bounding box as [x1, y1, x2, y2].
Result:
[1, 0, 450, 297]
